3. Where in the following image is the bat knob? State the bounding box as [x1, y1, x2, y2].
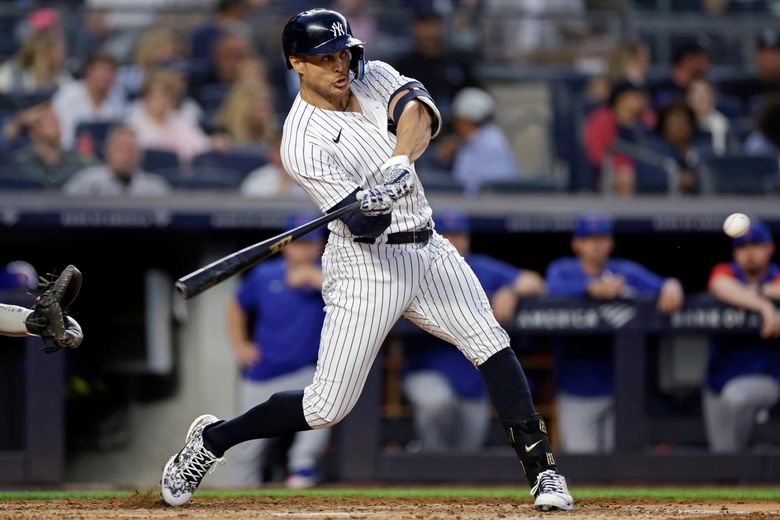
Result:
[175, 280, 192, 299]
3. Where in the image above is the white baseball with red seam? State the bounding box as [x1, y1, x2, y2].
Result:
[723, 213, 750, 238]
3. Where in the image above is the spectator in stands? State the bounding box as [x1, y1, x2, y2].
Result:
[403, 210, 545, 451]
[190, 0, 252, 70]
[546, 214, 684, 453]
[190, 30, 252, 108]
[115, 25, 186, 99]
[745, 98, 780, 156]
[687, 79, 730, 156]
[705, 220, 780, 453]
[586, 40, 651, 102]
[52, 52, 128, 150]
[64, 125, 170, 196]
[334, 0, 377, 47]
[214, 85, 277, 147]
[226, 214, 329, 488]
[450, 87, 520, 195]
[234, 56, 272, 93]
[395, 9, 480, 125]
[583, 81, 650, 195]
[127, 69, 220, 163]
[650, 42, 711, 109]
[645, 101, 710, 194]
[8, 102, 94, 189]
[127, 65, 203, 125]
[0, 26, 70, 95]
[240, 135, 305, 198]
[720, 30, 780, 115]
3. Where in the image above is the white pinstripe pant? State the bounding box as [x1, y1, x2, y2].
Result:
[303, 232, 510, 428]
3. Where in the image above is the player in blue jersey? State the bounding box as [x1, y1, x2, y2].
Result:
[705, 220, 780, 452]
[226, 214, 329, 488]
[545, 214, 684, 453]
[403, 210, 545, 451]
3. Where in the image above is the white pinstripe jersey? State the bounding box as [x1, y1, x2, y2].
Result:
[281, 60, 432, 237]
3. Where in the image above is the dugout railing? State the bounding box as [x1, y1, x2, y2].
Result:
[337, 294, 780, 483]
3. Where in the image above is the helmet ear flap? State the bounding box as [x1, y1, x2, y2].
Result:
[350, 46, 365, 80]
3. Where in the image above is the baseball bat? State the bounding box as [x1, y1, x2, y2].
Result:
[175, 200, 361, 299]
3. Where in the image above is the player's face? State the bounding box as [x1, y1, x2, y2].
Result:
[106, 131, 140, 177]
[733, 242, 775, 276]
[572, 235, 613, 265]
[283, 240, 323, 265]
[293, 49, 352, 100]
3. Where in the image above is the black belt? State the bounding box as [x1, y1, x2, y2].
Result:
[354, 226, 433, 245]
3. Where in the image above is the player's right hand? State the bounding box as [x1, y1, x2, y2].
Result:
[379, 155, 414, 200]
[758, 302, 780, 339]
[587, 275, 625, 299]
[356, 187, 393, 216]
[233, 341, 261, 368]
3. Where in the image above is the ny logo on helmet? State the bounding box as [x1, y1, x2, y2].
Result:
[331, 22, 345, 37]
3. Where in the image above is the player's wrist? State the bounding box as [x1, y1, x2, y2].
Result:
[381, 155, 411, 171]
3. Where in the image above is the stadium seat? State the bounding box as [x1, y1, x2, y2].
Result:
[697, 155, 780, 195]
[142, 148, 180, 176]
[192, 149, 267, 179]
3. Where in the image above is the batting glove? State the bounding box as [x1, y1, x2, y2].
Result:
[379, 155, 414, 200]
[356, 187, 393, 216]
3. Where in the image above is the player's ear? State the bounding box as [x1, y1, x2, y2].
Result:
[289, 55, 305, 74]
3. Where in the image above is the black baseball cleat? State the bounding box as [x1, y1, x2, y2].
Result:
[531, 469, 574, 511]
[161, 414, 224, 506]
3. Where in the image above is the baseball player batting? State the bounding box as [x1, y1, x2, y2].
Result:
[160, 8, 573, 511]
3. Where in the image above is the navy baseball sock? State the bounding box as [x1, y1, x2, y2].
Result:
[202, 390, 312, 457]
[480, 347, 557, 486]
[479, 347, 536, 421]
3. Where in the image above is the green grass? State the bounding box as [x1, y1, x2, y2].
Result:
[1, 487, 780, 501]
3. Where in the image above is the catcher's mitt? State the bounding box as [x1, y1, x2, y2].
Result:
[24, 265, 83, 352]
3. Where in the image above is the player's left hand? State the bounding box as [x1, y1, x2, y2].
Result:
[357, 187, 393, 216]
[491, 287, 519, 324]
[379, 155, 414, 200]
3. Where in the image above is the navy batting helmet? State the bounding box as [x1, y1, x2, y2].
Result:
[282, 9, 365, 80]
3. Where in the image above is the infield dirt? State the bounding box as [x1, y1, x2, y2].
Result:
[1, 496, 779, 519]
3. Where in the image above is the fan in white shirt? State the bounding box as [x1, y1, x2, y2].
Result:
[52, 52, 128, 149]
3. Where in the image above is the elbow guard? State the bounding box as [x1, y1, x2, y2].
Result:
[390, 81, 442, 139]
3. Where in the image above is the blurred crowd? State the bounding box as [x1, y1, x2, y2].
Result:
[0, 1, 779, 196]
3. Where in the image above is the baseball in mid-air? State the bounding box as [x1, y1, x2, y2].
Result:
[723, 213, 750, 238]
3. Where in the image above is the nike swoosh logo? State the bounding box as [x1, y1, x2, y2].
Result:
[525, 440, 543, 453]
[333, 128, 342, 143]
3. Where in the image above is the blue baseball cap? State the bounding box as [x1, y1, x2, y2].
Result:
[732, 220, 773, 247]
[435, 210, 470, 234]
[574, 214, 613, 237]
[285, 213, 325, 241]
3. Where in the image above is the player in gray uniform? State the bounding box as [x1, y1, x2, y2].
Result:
[161, 9, 572, 511]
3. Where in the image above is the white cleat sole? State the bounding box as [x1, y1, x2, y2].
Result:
[534, 496, 574, 512]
